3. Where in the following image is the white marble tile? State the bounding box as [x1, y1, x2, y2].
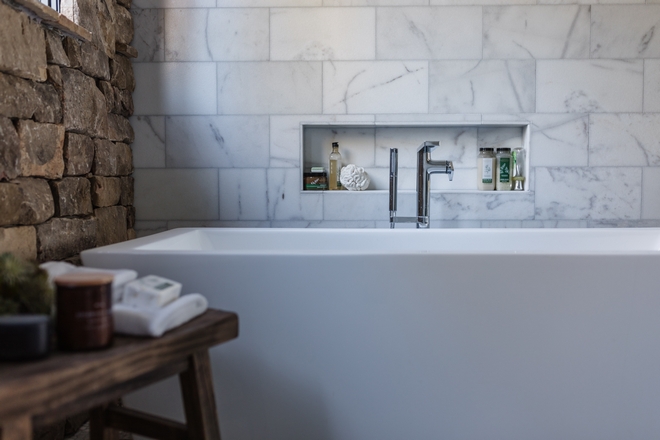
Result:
[535, 167, 642, 220]
[483, 114, 589, 167]
[483, 6, 590, 59]
[429, 60, 535, 114]
[375, 114, 482, 123]
[218, 0, 321, 6]
[271, 220, 376, 228]
[130, 116, 166, 168]
[589, 114, 660, 166]
[165, 116, 269, 168]
[521, 220, 589, 228]
[536, 60, 643, 113]
[165, 9, 269, 62]
[133, 0, 214, 8]
[642, 167, 660, 219]
[429, 192, 535, 220]
[591, 6, 660, 58]
[131, 8, 164, 63]
[133, 63, 217, 115]
[540, 0, 643, 3]
[134, 168, 219, 220]
[325, 0, 425, 5]
[168, 220, 271, 228]
[218, 62, 322, 115]
[267, 168, 324, 220]
[303, 126, 375, 169]
[323, 61, 428, 114]
[270, 115, 375, 168]
[271, 8, 375, 61]
[644, 60, 660, 112]
[477, 126, 524, 150]
[376, 7, 482, 60]
[219, 168, 268, 220]
[323, 191, 388, 220]
[432, 0, 534, 4]
[374, 126, 478, 168]
[480, 220, 523, 228]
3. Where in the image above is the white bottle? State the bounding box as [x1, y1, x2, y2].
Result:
[477, 148, 496, 191]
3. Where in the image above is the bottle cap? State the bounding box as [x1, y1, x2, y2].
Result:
[496, 148, 511, 152]
[310, 167, 325, 173]
[332, 142, 339, 147]
[479, 148, 494, 152]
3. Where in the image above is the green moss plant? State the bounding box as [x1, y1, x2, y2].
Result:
[0, 253, 54, 315]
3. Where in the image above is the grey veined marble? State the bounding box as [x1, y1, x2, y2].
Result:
[483, 6, 590, 59]
[591, 5, 660, 58]
[429, 60, 535, 114]
[535, 167, 641, 220]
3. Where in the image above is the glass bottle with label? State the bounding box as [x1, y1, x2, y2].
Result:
[496, 148, 512, 191]
[328, 142, 343, 190]
[477, 148, 496, 191]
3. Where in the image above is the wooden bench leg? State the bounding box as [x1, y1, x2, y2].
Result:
[89, 406, 119, 440]
[179, 350, 221, 440]
[0, 416, 31, 440]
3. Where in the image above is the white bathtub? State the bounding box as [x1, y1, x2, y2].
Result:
[82, 228, 660, 440]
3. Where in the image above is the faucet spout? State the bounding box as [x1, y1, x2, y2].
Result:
[389, 142, 454, 229]
[416, 142, 454, 229]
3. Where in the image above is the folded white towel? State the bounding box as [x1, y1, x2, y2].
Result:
[112, 293, 208, 337]
[40, 261, 138, 303]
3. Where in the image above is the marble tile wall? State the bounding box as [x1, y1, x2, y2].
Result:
[130, 0, 660, 233]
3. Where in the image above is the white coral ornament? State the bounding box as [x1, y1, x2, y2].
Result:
[339, 164, 370, 191]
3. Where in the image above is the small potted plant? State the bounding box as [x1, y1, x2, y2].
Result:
[0, 253, 54, 360]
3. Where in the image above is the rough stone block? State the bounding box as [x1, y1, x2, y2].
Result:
[0, 178, 55, 226]
[98, 81, 116, 113]
[45, 30, 70, 67]
[66, 39, 110, 81]
[33, 82, 62, 124]
[127, 228, 136, 240]
[126, 205, 135, 229]
[115, 5, 134, 46]
[90, 176, 121, 207]
[119, 176, 134, 206]
[0, 73, 39, 120]
[107, 113, 134, 143]
[18, 120, 65, 179]
[0, 74, 60, 123]
[0, 226, 37, 261]
[0, 117, 20, 181]
[51, 177, 93, 216]
[116, 0, 131, 9]
[114, 87, 133, 117]
[93, 140, 132, 176]
[110, 55, 134, 92]
[63, 132, 95, 176]
[62, 68, 108, 139]
[36, 217, 96, 261]
[47, 65, 63, 87]
[63, 37, 82, 69]
[0, 2, 47, 82]
[67, 0, 116, 58]
[95, 206, 127, 247]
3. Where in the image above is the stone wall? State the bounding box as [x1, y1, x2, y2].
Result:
[0, 0, 136, 263]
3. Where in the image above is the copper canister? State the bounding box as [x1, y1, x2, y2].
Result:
[54, 273, 114, 351]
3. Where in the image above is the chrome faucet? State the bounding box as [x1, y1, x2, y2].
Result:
[389, 141, 454, 229]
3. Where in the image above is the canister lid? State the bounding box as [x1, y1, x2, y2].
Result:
[479, 148, 494, 152]
[496, 148, 511, 152]
[54, 273, 114, 287]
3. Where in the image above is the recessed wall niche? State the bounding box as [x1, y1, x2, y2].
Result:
[300, 122, 531, 193]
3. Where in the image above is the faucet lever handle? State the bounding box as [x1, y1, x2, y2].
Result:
[447, 161, 454, 181]
[418, 141, 440, 153]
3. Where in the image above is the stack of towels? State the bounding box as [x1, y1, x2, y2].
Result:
[41, 262, 208, 337]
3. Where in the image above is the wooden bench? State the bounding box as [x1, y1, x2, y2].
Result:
[0, 309, 239, 440]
